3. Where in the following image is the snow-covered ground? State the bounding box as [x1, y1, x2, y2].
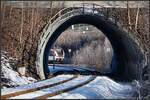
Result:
[48, 64, 97, 73]
[1, 52, 37, 88]
[2, 64, 136, 99]
[2, 75, 74, 96]
[48, 65, 135, 99]
[48, 64, 110, 73]
[2, 73, 135, 99]
[50, 76, 134, 99]
[1, 52, 136, 99]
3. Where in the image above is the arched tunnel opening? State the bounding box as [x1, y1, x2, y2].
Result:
[39, 14, 145, 82]
[49, 23, 114, 77]
[53, 24, 113, 71]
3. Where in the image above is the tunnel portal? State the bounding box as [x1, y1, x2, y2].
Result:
[36, 7, 146, 81]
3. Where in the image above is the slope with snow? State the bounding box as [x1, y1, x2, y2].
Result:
[1, 51, 37, 89]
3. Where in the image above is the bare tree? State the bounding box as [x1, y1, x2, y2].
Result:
[30, 2, 34, 36]
[20, 1, 24, 46]
[1, 2, 6, 26]
[127, 1, 132, 30]
[49, 1, 53, 24]
[9, 3, 13, 19]
[135, 4, 140, 30]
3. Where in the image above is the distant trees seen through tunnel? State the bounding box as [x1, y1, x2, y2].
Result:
[48, 24, 113, 72]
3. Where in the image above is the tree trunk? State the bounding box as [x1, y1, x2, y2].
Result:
[27, 2, 30, 23]
[9, 5, 13, 19]
[18, 2, 26, 76]
[127, 1, 132, 30]
[20, 2, 24, 46]
[1, 2, 6, 26]
[49, 1, 53, 24]
[135, 4, 140, 30]
[31, 8, 34, 35]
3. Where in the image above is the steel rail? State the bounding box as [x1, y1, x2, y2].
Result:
[1, 75, 78, 99]
[34, 75, 96, 99]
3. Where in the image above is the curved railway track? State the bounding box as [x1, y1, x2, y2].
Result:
[2, 75, 96, 99]
[2, 74, 96, 99]
[34, 75, 96, 99]
[1, 75, 77, 99]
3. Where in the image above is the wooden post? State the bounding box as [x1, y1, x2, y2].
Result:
[18, 67, 26, 76]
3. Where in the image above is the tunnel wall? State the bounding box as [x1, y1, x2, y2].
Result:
[36, 9, 146, 81]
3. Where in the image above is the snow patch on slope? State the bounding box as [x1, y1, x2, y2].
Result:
[1, 51, 37, 88]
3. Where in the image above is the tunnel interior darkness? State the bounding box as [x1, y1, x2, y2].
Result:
[43, 14, 144, 81]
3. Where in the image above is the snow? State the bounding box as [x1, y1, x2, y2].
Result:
[1, 52, 37, 88]
[84, 9, 99, 14]
[50, 76, 134, 99]
[8, 75, 92, 99]
[1, 75, 74, 95]
[48, 65, 74, 73]
[1, 53, 136, 99]
[2, 73, 135, 99]
[48, 64, 98, 73]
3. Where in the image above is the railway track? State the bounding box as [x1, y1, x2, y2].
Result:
[1, 75, 77, 99]
[34, 75, 96, 99]
[2, 75, 96, 99]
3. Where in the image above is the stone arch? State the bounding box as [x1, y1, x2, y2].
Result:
[36, 9, 146, 81]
